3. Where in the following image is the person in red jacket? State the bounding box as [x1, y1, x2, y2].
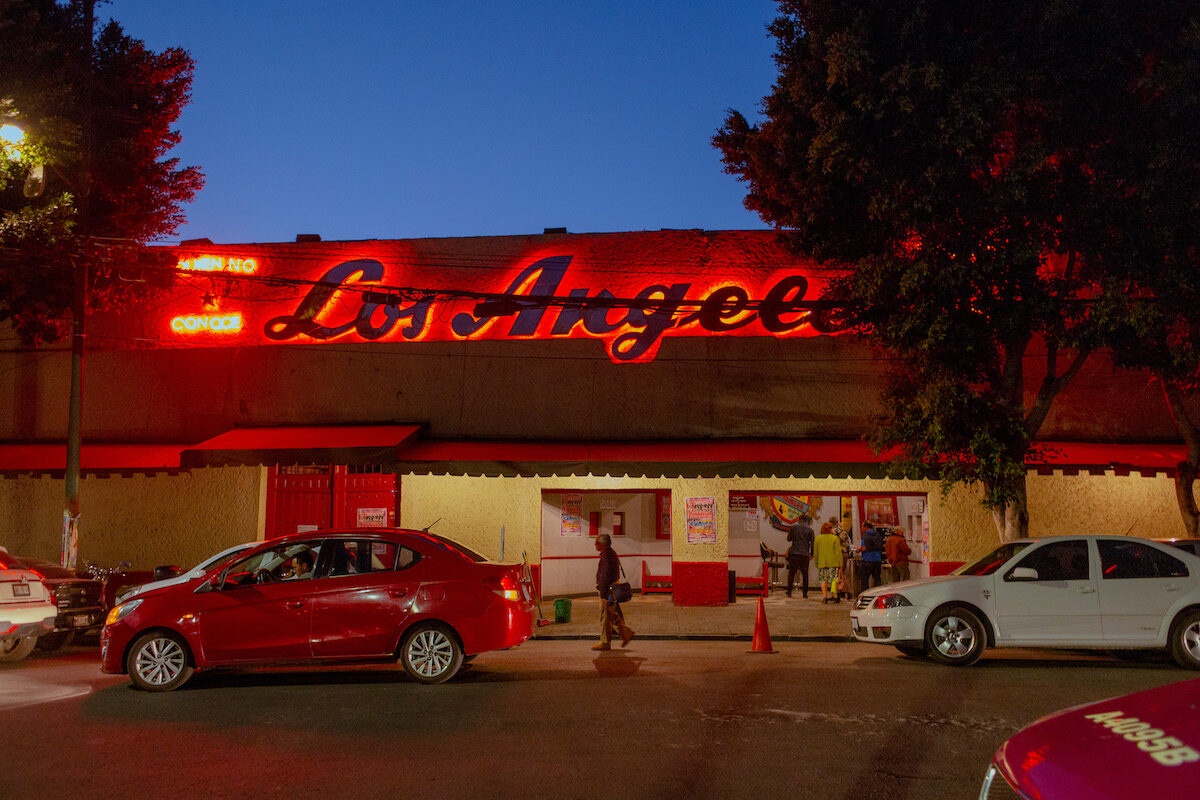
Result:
[593, 533, 634, 650]
[885, 528, 913, 583]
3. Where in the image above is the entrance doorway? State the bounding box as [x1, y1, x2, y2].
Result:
[265, 465, 397, 538]
[539, 489, 670, 596]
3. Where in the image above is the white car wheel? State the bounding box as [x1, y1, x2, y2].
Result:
[925, 606, 986, 666]
[0, 635, 37, 662]
[1169, 610, 1200, 670]
[400, 624, 463, 684]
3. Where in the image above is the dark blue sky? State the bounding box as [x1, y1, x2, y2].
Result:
[105, 1, 779, 244]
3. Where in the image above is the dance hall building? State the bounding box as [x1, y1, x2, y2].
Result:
[0, 229, 1186, 603]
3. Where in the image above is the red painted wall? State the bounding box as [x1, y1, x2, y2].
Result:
[671, 561, 729, 607]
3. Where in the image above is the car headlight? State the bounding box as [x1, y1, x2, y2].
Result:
[872, 593, 912, 610]
[105, 598, 142, 626]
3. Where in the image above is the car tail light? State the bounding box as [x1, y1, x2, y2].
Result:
[44, 584, 56, 606]
[498, 575, 520, 601]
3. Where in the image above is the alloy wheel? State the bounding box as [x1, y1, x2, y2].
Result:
[406, 629, 454, 679]
[931, 615, 976, 658]
[135, 637, 186, 686]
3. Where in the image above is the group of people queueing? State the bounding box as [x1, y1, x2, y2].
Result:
[784, 514, 912, 603]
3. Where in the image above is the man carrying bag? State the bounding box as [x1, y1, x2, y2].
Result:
[594, 533, 634, 651]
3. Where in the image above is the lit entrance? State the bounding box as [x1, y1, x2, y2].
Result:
[539, 489, 670, 596]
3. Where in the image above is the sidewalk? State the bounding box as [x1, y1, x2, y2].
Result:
[532, 591, 856, 642]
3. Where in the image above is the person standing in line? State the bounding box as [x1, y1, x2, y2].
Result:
[814, 520, 843, 603]
[593, 533, 634, 651]
[859, 523, 884, 594]
[785, 514, 815, 598]
[885, 528, 913, 583]
[835, 518, 854, 599]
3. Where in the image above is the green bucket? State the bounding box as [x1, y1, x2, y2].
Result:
[553, 597, 572, 624]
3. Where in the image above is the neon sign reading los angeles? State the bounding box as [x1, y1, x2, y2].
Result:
[161, 233, 844, 364]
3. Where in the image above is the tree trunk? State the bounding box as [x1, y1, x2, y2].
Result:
[1162, 379, 1200, 536]
[989, 476, 1030, 542]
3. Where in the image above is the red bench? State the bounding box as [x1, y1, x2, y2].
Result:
[733, 562, 770, 597]
[641, 560, 672, 593]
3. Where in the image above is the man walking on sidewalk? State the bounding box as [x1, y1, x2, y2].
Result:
[593, 533, 634, 651]
[785, 514, 814, 598]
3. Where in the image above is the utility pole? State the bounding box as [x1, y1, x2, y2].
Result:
[62, 0, 94, 569]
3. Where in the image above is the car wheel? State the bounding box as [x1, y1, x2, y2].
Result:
[35, 631, 76, 651]
[924, 606, 986, 667]
[1169, 609, 1200, 670]
[0, 635, 37, 662]
[894, 644, 927, 658]
[126, 631, 194, 691]
[400, 623, 463, 684]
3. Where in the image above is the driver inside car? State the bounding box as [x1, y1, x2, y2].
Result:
[286, 550, 314, 580]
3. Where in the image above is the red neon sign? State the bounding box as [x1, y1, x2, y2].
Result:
[170, 314, 243, 333]
[151, 231, 845, 363]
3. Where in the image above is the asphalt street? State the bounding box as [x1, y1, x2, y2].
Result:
[0, 640, 1189, 800]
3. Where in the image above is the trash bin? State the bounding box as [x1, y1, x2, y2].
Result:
[553, 597, 572, 624]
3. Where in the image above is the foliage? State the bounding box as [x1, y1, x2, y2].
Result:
[0, 0, 202, 344]
[715, 0, 1200, 538]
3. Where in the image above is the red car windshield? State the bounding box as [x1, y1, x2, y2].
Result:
[956, 542, 1030, 576]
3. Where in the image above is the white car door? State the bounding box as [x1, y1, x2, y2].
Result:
[993, 539, 1102, 645]
[1096, 538, 1196, 645]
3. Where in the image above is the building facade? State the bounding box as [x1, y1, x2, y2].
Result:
[0, 230, 1187, 603]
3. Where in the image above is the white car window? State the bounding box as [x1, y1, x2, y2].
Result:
[1006, 540, 1089, 582]
[1098, 540, 1188, 580]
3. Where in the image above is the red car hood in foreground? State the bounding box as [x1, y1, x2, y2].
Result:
[992, 678, 1200, 800]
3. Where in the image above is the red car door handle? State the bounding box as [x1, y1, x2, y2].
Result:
[389, 589, 409, 598]
[286, 600, 305, 609]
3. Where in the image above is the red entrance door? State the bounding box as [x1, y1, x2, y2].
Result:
[266, 466, 397, 538]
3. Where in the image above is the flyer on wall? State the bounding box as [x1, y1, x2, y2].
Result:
[686, 497, 717, 544]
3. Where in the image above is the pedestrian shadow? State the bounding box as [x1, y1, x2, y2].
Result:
[591, 651, 647, 677]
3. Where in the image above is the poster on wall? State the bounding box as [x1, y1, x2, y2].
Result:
[686, 497, 717, 544]
[861, 496, 899, 526]
[356, 507, 388, 527]
[561, 493, 583, 536]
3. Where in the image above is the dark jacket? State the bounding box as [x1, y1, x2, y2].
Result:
[861, 527, 884, 562]
[787, 520, 815, 563]
[596, 546, 620, 597]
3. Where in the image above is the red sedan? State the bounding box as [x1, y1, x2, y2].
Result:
[101, 529, 536, 690]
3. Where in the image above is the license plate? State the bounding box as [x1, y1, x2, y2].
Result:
[72, 613, 96, 626]
[12, 583, 30, 597]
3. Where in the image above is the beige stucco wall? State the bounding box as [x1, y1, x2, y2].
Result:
[398, 469, 1188, 566]
[0, 467, 265, 569]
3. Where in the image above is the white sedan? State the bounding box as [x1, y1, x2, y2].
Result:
[0, 562, 56, 662]
[850, 535, 1200, 668]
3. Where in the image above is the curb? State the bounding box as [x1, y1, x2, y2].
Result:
[531, 634, 856, 643]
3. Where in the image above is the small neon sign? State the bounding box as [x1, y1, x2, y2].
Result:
[176, 256, 258, 274]
[170, 314, 243, 333]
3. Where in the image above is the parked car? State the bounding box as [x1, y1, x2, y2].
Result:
[980, 677, 1200, 799]
[0, 548, 104, 650]
[114, 541, 256, 604]
[1158, 537, 1200, 558]
[850, 535, 1200, 668]
[0, 560, 56, 661]
[101, 528, 537, 691]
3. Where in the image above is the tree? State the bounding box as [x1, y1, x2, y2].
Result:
[0, 0, 202, 344]
[1100, 20, 1200, 534]
[715, 0, 1199, 541]
[0, 0, 202, 567]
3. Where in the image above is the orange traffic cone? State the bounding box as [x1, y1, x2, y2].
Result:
[748, 595, 777, 654]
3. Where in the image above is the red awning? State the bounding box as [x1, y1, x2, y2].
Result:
[0, 444, 188, 474]
[392, 438, 1188, 479]
[180, 424, 424, 468]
